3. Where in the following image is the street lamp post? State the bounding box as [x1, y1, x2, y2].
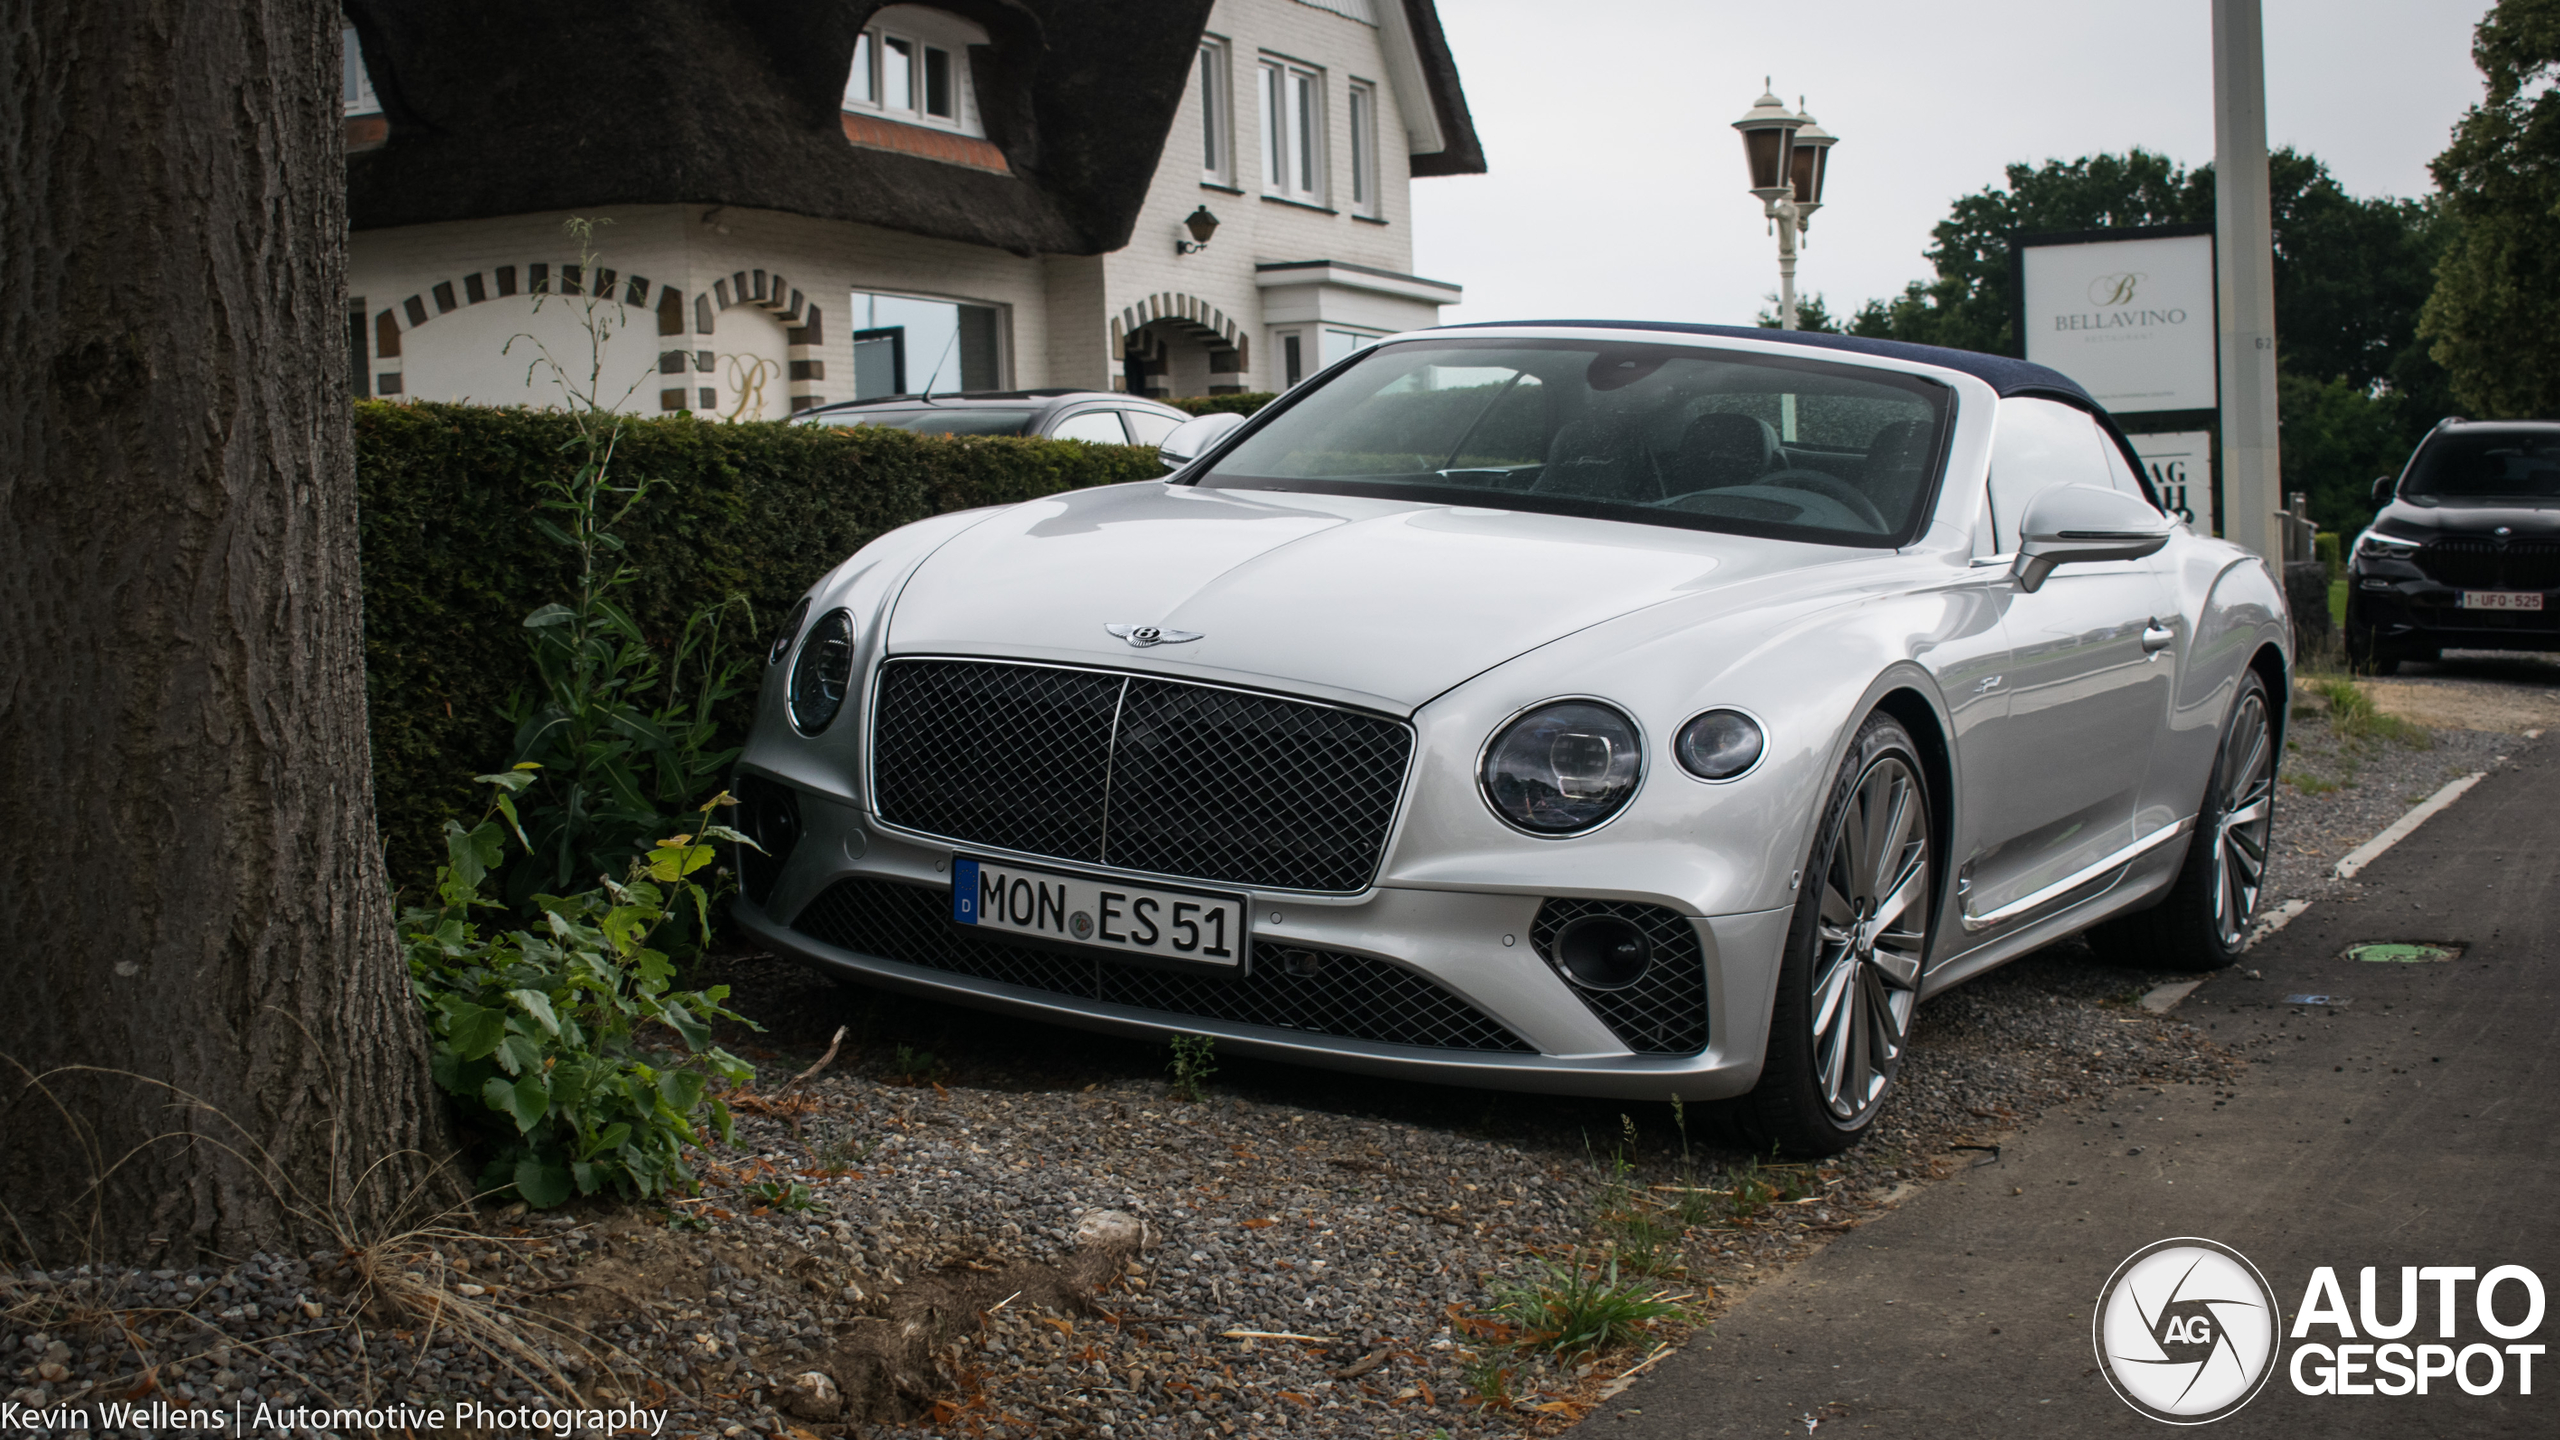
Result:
[1732, 83, 1836, 330]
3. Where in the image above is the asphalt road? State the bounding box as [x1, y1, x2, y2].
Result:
[1598, 738, 2559, 1438]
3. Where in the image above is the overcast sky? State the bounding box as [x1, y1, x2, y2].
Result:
[1408, 0, 2492, 328]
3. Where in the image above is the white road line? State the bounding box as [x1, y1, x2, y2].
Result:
[2244, 897, 2312, 952]
[2334, 772, 2487, 881]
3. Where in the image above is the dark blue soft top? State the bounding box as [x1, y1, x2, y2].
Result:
[1443, 320, 2101, 407]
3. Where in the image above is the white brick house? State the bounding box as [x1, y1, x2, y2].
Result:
[341, 0, 1482, 418]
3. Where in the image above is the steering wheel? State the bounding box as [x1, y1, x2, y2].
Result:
[1764, 470, 1889, 531]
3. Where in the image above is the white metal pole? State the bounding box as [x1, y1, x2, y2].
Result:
[1773, 198, 1801, 330]
[2213, 0, 2281, 567]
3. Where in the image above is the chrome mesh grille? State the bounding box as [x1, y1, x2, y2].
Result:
[870, 658, 1412, 893]
[1530, 899, 1711, 1055]
[2415, 538, 2560, 592]
[793, 878, 1534, 1053]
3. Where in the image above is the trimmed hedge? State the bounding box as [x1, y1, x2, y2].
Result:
[356, 401, 1166, 887]
[1171, 392, 1277, 416]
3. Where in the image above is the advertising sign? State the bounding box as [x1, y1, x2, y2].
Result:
[2020, 229, 2217, 414]
[2129, 430, 2213, 529]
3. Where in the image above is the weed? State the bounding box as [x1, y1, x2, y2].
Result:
[2313, 677, 2430, 749]
[1167, 1034, 1218, 1102]
[1490, 1253, 1685, 1360]
[813, 1135, 880, 1172]
[2285, 772, 2342, 796]
[747, 1178, 823, 1213]
[890, 1045, 949, 1086]
[403, 773, 756, 1207]
[1456, 1348, 1517, 1408]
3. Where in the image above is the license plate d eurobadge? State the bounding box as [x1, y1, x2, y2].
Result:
[952, 858, 1248, 971]
[2461, 591, 2545, 611]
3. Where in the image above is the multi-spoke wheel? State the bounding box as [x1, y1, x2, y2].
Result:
[2089, 669, 2279, 972]
[1726, 712, 1934, 1155]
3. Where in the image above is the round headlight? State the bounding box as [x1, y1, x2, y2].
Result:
[770, 596, 811, 667]
[1675, 709, 1765, 780]
[1481, 701, 1644, 834]
[788, 609, 856, 734]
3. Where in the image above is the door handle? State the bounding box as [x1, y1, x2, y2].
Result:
[2141, 621, 2175, 653]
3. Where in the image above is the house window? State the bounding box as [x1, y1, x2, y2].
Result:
[1278, 331, 1305, 387]
[1198, 37, 1234, 187]
[1321, 329, 1378, 367]
[341, 25, 380, 116]
[1260, 58, 1324, 204]
[843, 6, 986, 137]
[1347, 81, 1379, 215]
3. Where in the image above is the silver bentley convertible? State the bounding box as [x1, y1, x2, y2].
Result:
[731, 323, 2288, 1153]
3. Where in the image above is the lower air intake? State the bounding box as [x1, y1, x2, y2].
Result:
[1530, 899, 1711, 1054]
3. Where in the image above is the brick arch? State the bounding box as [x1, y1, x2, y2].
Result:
[1110, 292, 1248, 396]
[363, 258, 824, 411]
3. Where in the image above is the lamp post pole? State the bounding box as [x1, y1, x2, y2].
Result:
[1734, 84, 1834, 331]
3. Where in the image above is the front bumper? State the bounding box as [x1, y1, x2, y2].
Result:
[738, 788, 1790, 1102]
[2352, 573, 2560, 652]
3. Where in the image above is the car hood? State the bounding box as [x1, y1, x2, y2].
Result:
[884, 481, 1854, 711]
[2376, 498, 2560, 539]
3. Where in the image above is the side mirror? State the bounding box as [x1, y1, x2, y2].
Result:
[2371, 475, 2395, 507]
[2012, 483, 2174, 593]
[1156, 411, 1246, 472]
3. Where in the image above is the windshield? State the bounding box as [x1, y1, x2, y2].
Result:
[2402, 429, 2560, 503]
[1198, 338, 1952, 544]
[809, 407, 1037, 436]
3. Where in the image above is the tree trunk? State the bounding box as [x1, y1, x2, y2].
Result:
[0, 0, 456, 1264]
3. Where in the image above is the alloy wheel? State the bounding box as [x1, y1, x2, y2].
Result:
[1809, 754, 1930, 1124]
[2210, 691, 2275, 950]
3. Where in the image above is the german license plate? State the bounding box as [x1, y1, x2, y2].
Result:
[952, 857, 1247, 969]
[2461, 591, 2544, 610]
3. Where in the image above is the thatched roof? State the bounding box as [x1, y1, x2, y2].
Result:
[343, 1, 1485, 254]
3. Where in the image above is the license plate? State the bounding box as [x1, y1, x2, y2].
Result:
[2461, 591, 2544, 610]
[952, 858, 1247, 969]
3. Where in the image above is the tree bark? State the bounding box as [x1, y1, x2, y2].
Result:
[0, 0, 456, 1263]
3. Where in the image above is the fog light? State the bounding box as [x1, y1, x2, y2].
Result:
[1554, 915, 1651, 991]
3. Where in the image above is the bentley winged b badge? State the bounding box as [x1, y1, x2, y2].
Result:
[1106, 623, 1204, 648]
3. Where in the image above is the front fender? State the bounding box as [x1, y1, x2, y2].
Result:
[2146, 542, 2290, 833]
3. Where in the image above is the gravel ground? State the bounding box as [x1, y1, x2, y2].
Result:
[12, 683, 2540, 1439]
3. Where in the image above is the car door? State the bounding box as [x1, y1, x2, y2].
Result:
[1047, 408, 1133, 444]
[1960, 397, 2177, 932]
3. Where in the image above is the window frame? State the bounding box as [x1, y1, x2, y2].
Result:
[1259, 56, 1326, 204]
[1198, 37, 1235, 187]
[1346, 79, 1380, 216]
[843, 6, 986, 138]
[341, 25, 381, 117]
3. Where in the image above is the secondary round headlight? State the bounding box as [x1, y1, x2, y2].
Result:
[1481, 701, 1643, 834]
[769, 596, 811, 667]
[1675, 709, 1765, 780]
[788, 609, 856, 734]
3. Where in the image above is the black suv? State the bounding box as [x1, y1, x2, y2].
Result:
[2347, 419, 2560, 674]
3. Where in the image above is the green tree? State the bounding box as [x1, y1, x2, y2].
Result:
[1754, 292, 1843, 333]
[2419, 0, 2560, 418]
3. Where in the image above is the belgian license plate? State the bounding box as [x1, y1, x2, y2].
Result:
[952, 858, 1247, 969]
[2461, 591, 2544, 611]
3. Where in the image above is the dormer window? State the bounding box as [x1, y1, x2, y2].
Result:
[844, 6, 986, 138]
[341, 24, 380, 116]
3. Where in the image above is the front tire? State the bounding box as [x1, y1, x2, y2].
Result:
[2344, 601, 2401, 676]
[1724, 713, 1933, 1157]
[2088, 670, 2276, 972]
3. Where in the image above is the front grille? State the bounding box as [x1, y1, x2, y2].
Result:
[1530, 899, 1711, 1055]
[870, 658, 1412, 893]
[794, 878, 1534, 1053]
[2415, 537, 2560, 592]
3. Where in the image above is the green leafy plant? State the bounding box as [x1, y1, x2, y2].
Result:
[496, 217, 754, 917]
[1489, 1254, 1686, 1361]
[1167, 1034, 1218, 1102]
[889, 1045, 948, 1087]
[748, 1178, 823, 1213]
[404, 768, 759, 1208]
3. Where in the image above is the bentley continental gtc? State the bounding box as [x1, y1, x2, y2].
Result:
[730, 323, 2290, 1153]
